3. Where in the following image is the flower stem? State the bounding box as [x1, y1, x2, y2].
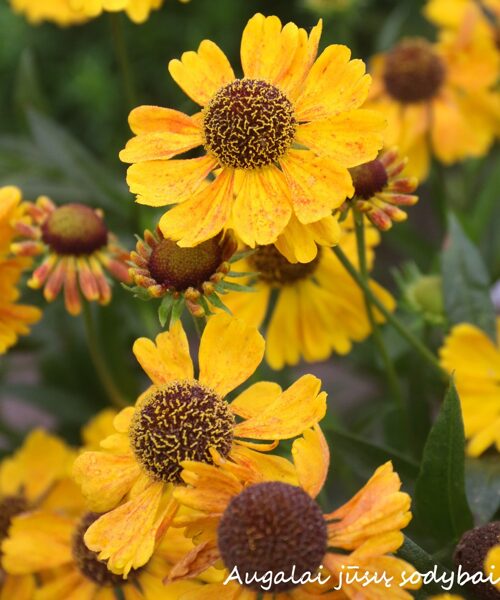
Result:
[82, 303, 128, 409]
[332, 243, 447, 379]
[353, 212, 407, 417]
[109, 13, 137, 110]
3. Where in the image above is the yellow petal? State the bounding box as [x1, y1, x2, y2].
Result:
[233, 374, 326, 440]
[0, 574, 35, 600]
[232, 167, 292, 247]
[280, 150, 353, 224]
[159, 168, 235, 247]
[296, 109, 385, 168]
[167, 540, 219, 583]
[84, 481, 168, 575]
[230, 445, 299, 486]
[221, 281, 270, 329]
[2, 511, 74, 574]
[486, 545, 500, 591]
[230, 381, 282, 419]
[275, 214, 341, 264]
[168, 40, 234, 107]
[199, 313, 265, 397]
[81, 409, 118, 451]
[265, 286, 301, 369]
[133, 320, 194, 386]
[73, 451, 141, 512]
[291, 426, 330, 498]
[295, 45, 371, 121]
[33, 571, 87, 600]
[127, 155, 217, 207]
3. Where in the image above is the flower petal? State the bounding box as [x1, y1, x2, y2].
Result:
[233, 374, 326, 440]
[295, 45, 371, 121]
[230, 445, 299, 486]
[199, 313, 265, 397]
[168, 40, 235, 106]
[280, 150, 353, 224]
[159, 169, 235, 247]
[167, 540, 219, 583]
[232, 166, 292, 247]
[230, 381, 282, 419]
[127, 155, 217, 207]
[133, 320, 194, 386]
[291, 426, 329, 498]
[73, 451, 141, 512]
[296, 109, 385, 167]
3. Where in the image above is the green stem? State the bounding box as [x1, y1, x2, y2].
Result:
[332, 244, 447, 379]
[109, 13, 137, 110]
[353, 212, 406, 417]
[82, 304, 128, 409]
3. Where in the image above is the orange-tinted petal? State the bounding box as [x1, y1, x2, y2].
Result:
[230, 381, 282, 419]
[291, 426, 329, 498]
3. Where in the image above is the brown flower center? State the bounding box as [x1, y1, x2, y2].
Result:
[130, 381, 234, 483]
[42, 204, 108, 255]
[383, 39, 446, 103]
[350, 158, 389, 199]
[203, 79, 296, 169]
[0, 495, 28, 546]
[72, 513, 140, 586]
[454, 522, 500, 600]
[148, 236, 223, 291]
[217, 482, 327, 592]
[248, 245, 321, 286]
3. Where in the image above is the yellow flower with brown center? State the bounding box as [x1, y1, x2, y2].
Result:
[168, 430, 419, 598]
[349, 148, 419, 231]
[0, 186, 41, 354]
[120, 13, 385, 256]
[222, 218, 395, 369]
[8, 0, 89, 26]
[11, 197, 130, 316]
[69, 0, 164, 23]
[73, 313, 327, 576]
[439, 320, 500, 456]
[368, 32, 500, 180]
[128, 227, 246, 322]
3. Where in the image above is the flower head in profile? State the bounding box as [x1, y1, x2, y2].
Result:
[0, 186, 42, 354]
[222, 217, 395, 369]
[167, 430, 419, 599]
[128, 226, 248, 324]
[73, 313, 327, 576]
[11, 197, 130, 316]
[120, 13, 385, 257]
[69, 0, 164, 23]
[8, 0, 89, 26]
[348, 148, 418, 230]
[439, 320, 500, 456]
[367, 30, 500, 180]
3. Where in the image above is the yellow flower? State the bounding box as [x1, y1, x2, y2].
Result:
[424, 0, 500, 43]
[2, 508, 215, 599]
[70, 0, 164, 23]
[128, 226, 246, 321]
[120, 13, 385, 256]
[349, 148, 419, 231]
[11, 197, 131, 316]
[222, 218, 395, 369]
[439, 321, 500, 456]
[8, 0, 89, 25]
[73, 313, 327, 576]
[168, 430, 418, 599]
[367, 30, 500, 180]
[81, 409, 119, 451]
[486, 545, 500, 592]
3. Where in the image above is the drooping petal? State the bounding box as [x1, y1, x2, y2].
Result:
[232, 166, 292, 247]
[199, 313, 265, 397]
[159, 169, 235, 247]
[133, 320, 194, 386]
[265, 286, 301, 369]
[127, 155, 217, 207]
[291, 426, 329, 498]
[233, 374, 326, 440]
[72, 451, 141, 512]
[295, 45, 371, 121]
[230, 381, 282, 419]
[168, 40, 235, 107]
[280, 150, 353, 224]
[296, 109, 385, 168]
[221, 280, 270, 329]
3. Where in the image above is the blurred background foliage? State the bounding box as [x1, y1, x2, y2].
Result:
[0, 0, 499, 540]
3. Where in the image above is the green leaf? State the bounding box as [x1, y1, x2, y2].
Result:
[218, 280, 256, 293]
[414, 379, 473, 547]
[169, 297, 185, 327]
[206, 292, 232, 315]
[441, 213, 496, 342]
[158, 295, 175, 327]
[465, 457, 500, 524]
